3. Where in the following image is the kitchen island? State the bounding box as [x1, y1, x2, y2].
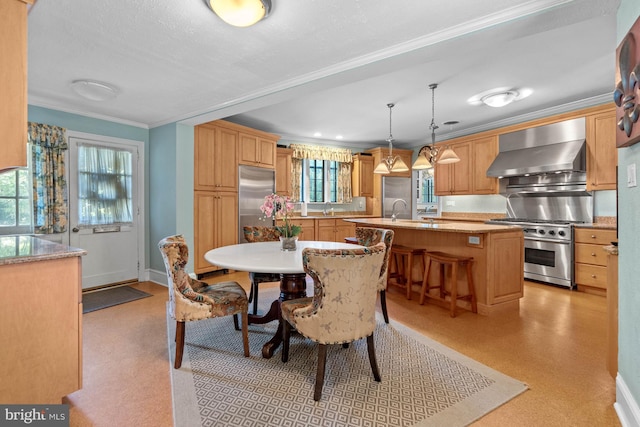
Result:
[0, 235, 85, 403]
[345, 218, 524, 315]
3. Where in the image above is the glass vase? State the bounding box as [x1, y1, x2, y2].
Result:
[279, 235, 298, 251]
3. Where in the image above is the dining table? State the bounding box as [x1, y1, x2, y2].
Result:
[204, 240, 362, 358]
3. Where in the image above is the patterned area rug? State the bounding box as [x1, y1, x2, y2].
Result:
[168, 288, 527, 427]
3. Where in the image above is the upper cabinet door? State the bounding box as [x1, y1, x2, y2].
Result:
[0, 0, 30, 170]
[239, 133, 277, 169]
[194, 124, 238, 192]
[586, 109, 617, 191]
[471, 136, 498, 194]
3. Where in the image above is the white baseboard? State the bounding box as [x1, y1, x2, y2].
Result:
[147, 268, 168, 286]
[615, 373, 640, 427]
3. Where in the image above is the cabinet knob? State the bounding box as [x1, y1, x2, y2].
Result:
[591, 235, 596, 239]
[591, 253, 596, 256]
[591, 274, 597, 278]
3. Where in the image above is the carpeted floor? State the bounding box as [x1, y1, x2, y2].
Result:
[83, 285, 152, 313]
[167, 288, 528, 427]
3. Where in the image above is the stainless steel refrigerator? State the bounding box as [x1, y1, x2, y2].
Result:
[238, 165, 276, 243]
[382, 176, 412, 220]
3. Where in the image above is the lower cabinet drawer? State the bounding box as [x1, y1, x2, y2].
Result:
[575, 263, 608, 289]
[575, 243, 608, 266]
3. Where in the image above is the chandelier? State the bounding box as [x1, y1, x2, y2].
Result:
[412, 84, 460, 170]
[374, 103, 409, 174]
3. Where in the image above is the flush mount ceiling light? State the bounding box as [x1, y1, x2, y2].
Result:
[468, 87, 533, 108]
[374, 103, 409, 174]
[70, 80, 118, 101]
[204, 0, 272, 27]
[412, 84, 460, 170]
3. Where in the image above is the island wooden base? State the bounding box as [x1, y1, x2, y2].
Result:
[349, 219, 524, 316]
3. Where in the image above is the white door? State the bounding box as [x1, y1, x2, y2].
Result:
[69, 137, 140, 289]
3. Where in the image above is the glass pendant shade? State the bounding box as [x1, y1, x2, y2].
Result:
[207, 0, 271, 27]
[374, 161, 391, 174]
[412, 154, 433, 170]
[437, 146, 460, 164]
[374, 156, 409, 174]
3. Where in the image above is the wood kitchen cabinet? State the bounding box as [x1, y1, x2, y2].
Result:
[194, 122, 239, 192]
[586, 107, 617, 191]
[434, 142, 471, 195]
[0, 0, 32, 170]
[352, 154, 374, 197]
[366, 147, 414, 216]
[281, 218, 315, 241]
[239, 131, 278, 169]
[276, 147, 293, 196]
[316, 218, 356, 242]
[193, 191, 238, 275]
[574, 227, 617, 294]
[434, 136, 498, 196]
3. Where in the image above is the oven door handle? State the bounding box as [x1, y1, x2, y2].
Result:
[525, 237, 571, 245]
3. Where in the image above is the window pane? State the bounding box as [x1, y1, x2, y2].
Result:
[17, 169, 29, 196]
[18, 199, 31, 225]
[77, 145, 133, 226]
[0, 171, 16, 197]
[0, 200, 16, 226]
[328, 161, 337, 202]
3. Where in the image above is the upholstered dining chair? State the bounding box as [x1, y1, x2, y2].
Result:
[242, 225, 282, 315]
[355, 227, 395, 323]
[158, 235, 249, 369]
[281, 243, 387, 401]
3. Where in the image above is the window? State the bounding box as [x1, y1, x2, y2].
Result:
[0, 168, 32, 234]
[301, 159, 338, 203]
[417, 170, 438, 215]
[77, 144, 133, 226]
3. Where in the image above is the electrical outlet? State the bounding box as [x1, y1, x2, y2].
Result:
[468, 236, 480, 245]
[628, 163, 637, 188]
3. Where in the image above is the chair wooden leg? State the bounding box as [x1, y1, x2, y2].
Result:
[281, 320, 291, 363]
[314, 344, 328, 401]
[466, 261, 478, 314]
[233, 313, 240, 331]
[174, 321, 185, 369]
[419, 257, 433, 305]
[450, 262, 458, 318]
[251, 281, 259, 315]
[241, 311, 250, 357]
[366, 334, 381, 382]
[380, 290, 389, 323]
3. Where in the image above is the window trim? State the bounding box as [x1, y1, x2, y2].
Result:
[0, 168, 33, 235]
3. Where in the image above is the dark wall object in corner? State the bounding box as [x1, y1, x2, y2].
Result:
[614, 15, 640, 148]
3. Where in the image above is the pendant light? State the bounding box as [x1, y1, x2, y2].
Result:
[412, 83, 460, 170]
[374, 103, 409, 174]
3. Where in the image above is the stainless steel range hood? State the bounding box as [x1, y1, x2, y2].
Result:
[486, 117, 586, 178]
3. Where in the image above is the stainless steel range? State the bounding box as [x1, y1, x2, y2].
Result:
[485, 118, 593, 289]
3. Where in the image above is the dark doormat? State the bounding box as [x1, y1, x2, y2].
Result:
[83, 286, 152, 314]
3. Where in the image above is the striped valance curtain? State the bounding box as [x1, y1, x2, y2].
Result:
[289, 144, 353, 204]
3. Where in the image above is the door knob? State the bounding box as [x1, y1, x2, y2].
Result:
[72, 227, 80, 232]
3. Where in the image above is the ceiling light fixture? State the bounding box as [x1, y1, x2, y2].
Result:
[374, 103, 409, 174]
[481, 91, 517, 108]
[70, 79, 118, 102]
[204, 0, 272, 27]
[412, 84, 460, 170]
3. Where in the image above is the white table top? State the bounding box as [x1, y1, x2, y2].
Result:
[204, 241, 362, 274]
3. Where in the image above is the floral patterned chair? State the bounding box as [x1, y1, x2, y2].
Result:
[355, 227, 395, 323]
[281, 243, 387, 401]
[158, 235, 249, 368]
[242, 226, 282, 315]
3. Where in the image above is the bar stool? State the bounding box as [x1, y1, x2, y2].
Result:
[387, 245, 425, 300]
[420, 251, 477, 317]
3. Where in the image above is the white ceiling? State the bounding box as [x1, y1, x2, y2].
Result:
[27, 0, 620, 150]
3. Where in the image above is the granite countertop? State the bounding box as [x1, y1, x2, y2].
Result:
[0, 235, 86, 266]
[344, 218, 523, 233]
[289, 214, 375, 220]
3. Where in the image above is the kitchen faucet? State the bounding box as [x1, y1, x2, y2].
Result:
[391, 199, 407, 222]
[323, 201, 332, 216]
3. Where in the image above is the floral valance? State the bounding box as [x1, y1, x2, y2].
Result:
[290, 144, 353, 163]
[28, 122, 68, 150]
